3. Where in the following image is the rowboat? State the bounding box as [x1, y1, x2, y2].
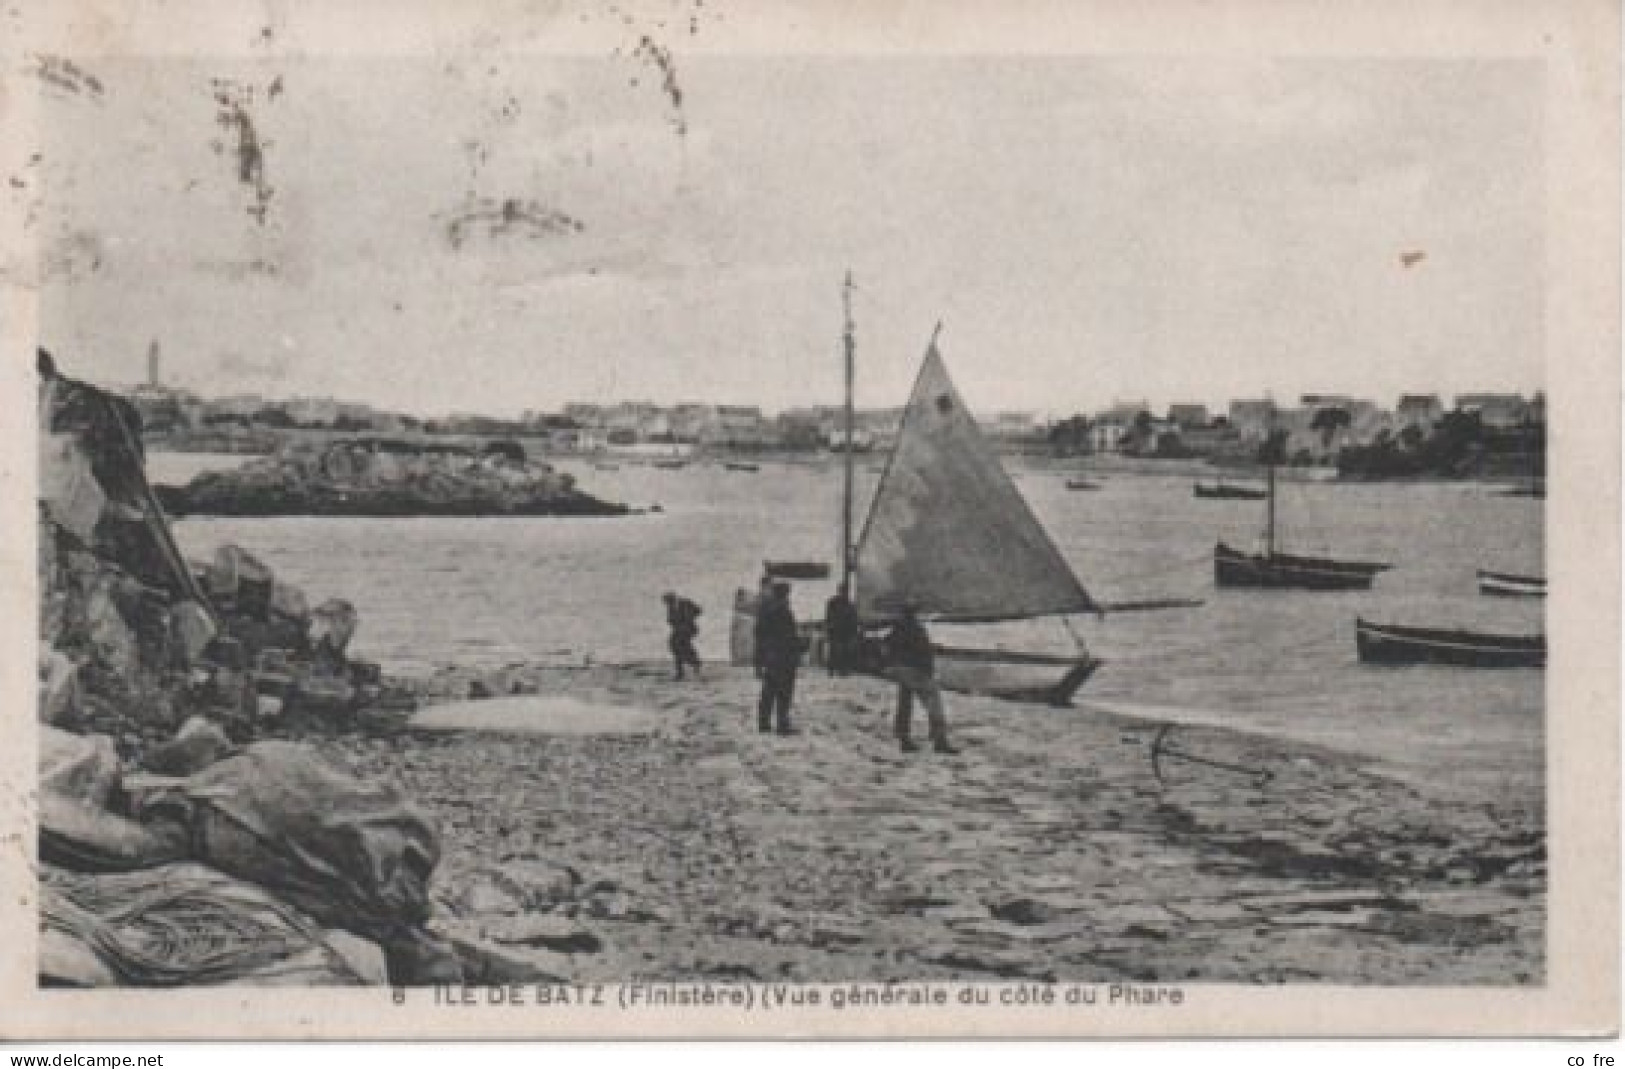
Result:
[1476, 569, 1546, 597]
[1193, 481, 1267, 501]
[1355, 618, 1545, 668]
[1065, 478, 1103, 491]
[763, 560, 831, 580]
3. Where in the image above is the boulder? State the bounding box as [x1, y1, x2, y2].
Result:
[141, 716, 236, 776]
[39, 647, 80, 724]
[40, 727, 122, 805]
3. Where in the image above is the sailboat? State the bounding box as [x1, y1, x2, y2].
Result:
[839, 282, 1103, 706]
[1193, 479, 1267, 501]
[1213, 433, 1391, 590]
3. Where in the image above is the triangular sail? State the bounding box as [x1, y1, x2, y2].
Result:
[854, 339, 1098, 623]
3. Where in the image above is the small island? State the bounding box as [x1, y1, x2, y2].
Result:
[156, 437, 629, 518]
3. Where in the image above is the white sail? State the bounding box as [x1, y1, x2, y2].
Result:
[854, 339, 1098, 623]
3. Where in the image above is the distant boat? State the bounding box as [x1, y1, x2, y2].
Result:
[591, 462, 620, 471]
[1065, 478, 1102, 491]
[1214, 446, 1390, 590]
[1194, 480, 1268, 501]
[764, 560, 830, 580]
[1356, 618, 1545, 669]
[651, 458, 687, 470]
[1215, 543, 1390, 590]
[1477, 569, 1546, 597]
[1494, 482, 1546, 499]
[724, 461, 760, 473]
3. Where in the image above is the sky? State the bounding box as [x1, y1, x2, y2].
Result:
[37, 54, 1544, 418]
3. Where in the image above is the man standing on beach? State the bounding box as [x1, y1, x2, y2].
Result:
[663, 592, 703, 681]
[754, 581, 801, 735]
[824, 581, 859, 676]
[884, 603, 958, 754]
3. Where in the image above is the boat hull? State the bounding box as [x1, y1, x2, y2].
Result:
[1355, 618, 1545, 668]
[1214, 542, 1389, 591]
[1194, 483, 1268, 501]
[929, 646, 1103, 707]
[1476, 569, 1546, 597]
[801, 629, 1103, 707]
[764, 560, 831, 580]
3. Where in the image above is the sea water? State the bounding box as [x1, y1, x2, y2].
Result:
[151, 453, 1544, 801]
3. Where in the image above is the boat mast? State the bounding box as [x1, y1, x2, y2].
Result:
[1264, 399, 1278, 557]
[1266, 455, 1276, 557]
[841, 272, 856, 592]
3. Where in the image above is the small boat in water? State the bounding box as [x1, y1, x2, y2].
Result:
[1356, 618, 1545, 668]
[1214, 443, 1390, 590]
[1215, 542, 1390, 590]
[1476, 569, 1546, 597]
[1194, 481, 1267, 501]
[651, 458, 688, 470]
[724, 461, 760, 473]
[764, 560, 831, 580]
[1065, 478, 1102, 491]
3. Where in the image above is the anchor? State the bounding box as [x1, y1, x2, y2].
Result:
[1148, 723, 1274, 789]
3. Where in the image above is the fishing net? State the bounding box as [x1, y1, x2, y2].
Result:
[137, 741, 440, 941]
[40, 863, 376, 987]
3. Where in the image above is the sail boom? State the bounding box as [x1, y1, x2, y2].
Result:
[863, 607, 1096, 626]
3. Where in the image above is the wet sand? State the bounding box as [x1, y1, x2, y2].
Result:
[338, 663, 1544, 986]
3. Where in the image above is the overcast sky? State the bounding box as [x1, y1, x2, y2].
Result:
[39, 54, 1543, 417]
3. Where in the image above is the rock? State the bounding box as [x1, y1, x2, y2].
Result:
[169, 601, 218, 666]
[454, 860, 581, 917]
[84, 577, 139, 681]
[326, 929, 391, 985]
[310, 599, 360, 657]
[384, 928, 465, 985]
[989, 896, 1059, 926]
[141, 716, 235, 776]
[39, 647, 80, 724]
[40, 727, 122, 806]
[441, 932, 572, 985]
[452, 874, 524, 917]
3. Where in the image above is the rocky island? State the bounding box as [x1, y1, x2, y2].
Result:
[155, 438, 629, 518]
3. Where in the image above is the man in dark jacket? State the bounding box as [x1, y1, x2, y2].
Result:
[663, 592, 703, 680]
[824, 581, 859, 676]
[884, 603, 957, 754]
[754, 581, 801, 734]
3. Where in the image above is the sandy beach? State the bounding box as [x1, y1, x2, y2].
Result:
[336, 662, 1545, 986]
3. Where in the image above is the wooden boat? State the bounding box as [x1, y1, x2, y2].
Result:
[1215, 541, 1390, 590]
[724, 461, 760, 473]
[1065, 478, 1103, 491]
[651, 458, 687, 470]
[837, 281, 1103, 707]
[1476, 568, 1546, 597]
[1355, 618, 1545, 669]
[764, 560, 830, 580]
[1214, 445, 1390, 590]
[1193, 481, 1267, 501]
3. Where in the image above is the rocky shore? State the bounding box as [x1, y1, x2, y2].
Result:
[344, 661, 1545, 985]
[156, 437, 628, 517]
[35, 354, 1544, 989]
